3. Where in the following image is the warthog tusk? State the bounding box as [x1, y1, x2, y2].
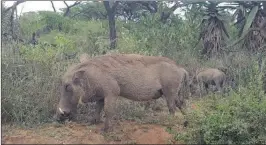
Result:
[59, 108, 64, 114]
[78, 96, 85, 105]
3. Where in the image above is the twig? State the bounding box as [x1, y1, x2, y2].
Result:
[63, 1, 81, 17]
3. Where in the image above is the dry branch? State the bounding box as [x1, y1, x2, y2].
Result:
[50, 1, 56, 12]
[63, 1, 81, 17]
[3, 1, 25, 14]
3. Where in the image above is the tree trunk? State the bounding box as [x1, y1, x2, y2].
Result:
[63, 8, 70, 17]
[104, 1, 118, 49]
[10, 7, 15, 39]
[108, 11, 117, 49]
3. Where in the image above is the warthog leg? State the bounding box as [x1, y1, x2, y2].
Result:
[176, 104, 188, 127]
[163, 87, 178, 115]
[91, 99, 104, 124]
[103, 95, 117, 132]
[204, 82, 209, 94]
[218, 80, 224, 93]
[166, 98, 177, 115]
[175, 99, 189, 127]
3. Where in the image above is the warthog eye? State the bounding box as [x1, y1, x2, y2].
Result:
[65, 84, 73, 92]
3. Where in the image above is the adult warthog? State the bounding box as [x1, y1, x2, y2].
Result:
[54, 53, 189, 132]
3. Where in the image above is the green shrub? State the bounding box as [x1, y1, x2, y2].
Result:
[38, 11, 74, 33]
[175, 62, 266, 144]
[1, 42, 73, 126]
[19, 12, 45, 40]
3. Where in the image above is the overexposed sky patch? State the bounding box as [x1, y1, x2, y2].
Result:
[3, 1, 233, 15]
[4, 1, 76, 15]
[4, 1, 185, 15]
[3, 1, 234, 20]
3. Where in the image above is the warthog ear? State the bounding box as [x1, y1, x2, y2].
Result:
[65, 84, 73, 92]
[73, 70, 85, 84]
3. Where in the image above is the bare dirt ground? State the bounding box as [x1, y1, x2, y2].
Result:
[2, 120, 184, 144]
[2, 99, 189, 144]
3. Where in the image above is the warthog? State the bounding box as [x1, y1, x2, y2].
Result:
[190, 68, 226, 96]
[143, 66, 190, 110]
[179, 67, 190, 98]
[54, 53, 189, 132]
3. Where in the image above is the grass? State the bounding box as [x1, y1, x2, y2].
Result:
[2, 37, 265, 144]
[2, 39, 264, 123]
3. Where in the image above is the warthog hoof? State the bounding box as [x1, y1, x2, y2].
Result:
[53, 115, 67, 124]
[90, 117, 102, 125]
[183, 120, 188, 127]
[100, 127, 113, 133]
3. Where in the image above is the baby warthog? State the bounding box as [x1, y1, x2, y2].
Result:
[190, 68, 226, 96]
[54, 53, 189, 132]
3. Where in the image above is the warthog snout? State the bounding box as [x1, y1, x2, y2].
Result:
[58, 108, 70, 117]
[54, 107, 72, 122]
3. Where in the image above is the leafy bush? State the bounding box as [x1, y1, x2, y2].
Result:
[1, 43, 62, 126]
[19, 11, 74, 40]
[38, 11, 74, 33]
[175, 62, 266, 144]
[19, 32, 78, 63]
[19, 12, 45, 39]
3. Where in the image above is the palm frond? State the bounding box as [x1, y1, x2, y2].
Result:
[241, 5, 258, 37]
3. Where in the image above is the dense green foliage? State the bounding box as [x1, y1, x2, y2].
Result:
[174, 63, 266, 144]
[1, 1, 266, 144]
